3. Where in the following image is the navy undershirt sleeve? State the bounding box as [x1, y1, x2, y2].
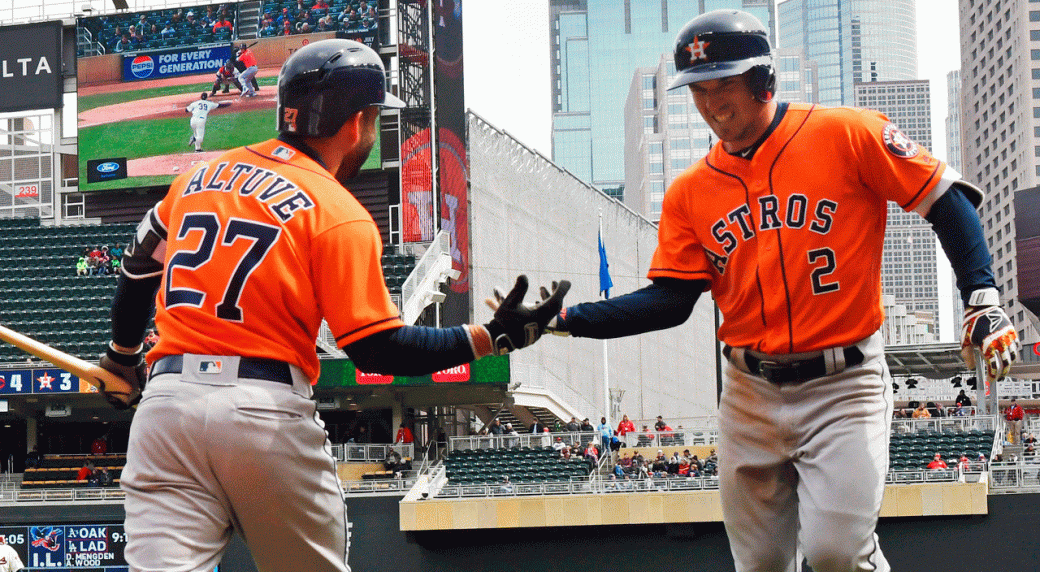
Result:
[563, 278, 706, 339]
[344, 325, 476, 375]
[110, 273, 162, 349]
[924, 185, 996, 306]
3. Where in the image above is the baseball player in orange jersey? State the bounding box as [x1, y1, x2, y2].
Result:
[540, 11, 1019, 572]
[97, 39, 568, 572]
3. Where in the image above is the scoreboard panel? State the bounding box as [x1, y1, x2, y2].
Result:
[0, 524, 127, 571]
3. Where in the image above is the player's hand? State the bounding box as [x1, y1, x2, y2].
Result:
[960, 288, 1020, 386]
[98, 342, 147, 410]
[482, 275, 570, 355]
[536, 283, 570, 336]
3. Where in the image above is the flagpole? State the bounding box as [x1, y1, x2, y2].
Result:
[600, 210, 611, 431]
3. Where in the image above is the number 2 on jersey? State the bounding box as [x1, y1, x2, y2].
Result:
[165, 212, 281, 322]
[807, 247, 839, 294]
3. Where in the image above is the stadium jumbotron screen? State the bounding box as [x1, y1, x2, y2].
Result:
[76, 1, 382, 192]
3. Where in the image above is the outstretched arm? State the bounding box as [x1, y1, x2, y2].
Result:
[555, 277, 706, 339]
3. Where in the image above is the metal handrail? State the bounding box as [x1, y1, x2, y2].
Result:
[329, 443, 415, 463]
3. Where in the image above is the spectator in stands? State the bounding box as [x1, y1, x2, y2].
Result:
[281, 19, 294, 36]
[76, 461, 95, 482]
[504, 423, 520, 447]
[383, 450, 401, 472]
[113, 34, 133, 53]
[912, 403, 931, 419]
[566, 417, 581, 432]
[597, 417, 613, 458]
[654, 415, 667, 431]
[580, 418, 594, 432]
[317, 16, 335, 32]
[952, 403, 968, 417]
[612, 461, 625, 479]
[616, 414, 635, 438]
[560, 445, 572, 460]
[955, 389, 972, 409]
[926, 401, 943, 418]
[338, 5, 353, 24]
[170, 9, 183, 24]
[202, 6, 217, 26]
[98, 467, 113, 487]
[1026, 443, 1037, 458]
[957, 455, 971, 471]
[213, 16, 233, 34]
[1005, 398, 1025, 444]
[276, 7, 292, 27]
[133, 14, 148, 36]
[552, 436, 567, 453]
[927, 453, 948, 470]
[499, 475, 514, 494]
[76, 255, 88, 276]
[488, 418, 503, 436]
[185, 11, 200, 31]
[394, 423, 414, 444]
[313, 0, 330, 11]
[651, 450, 667, 473]
[583, 442, 599, 467]
[552, 419, 564, 433]
[1026, 433, 1038, 446]
[91, 434, 108, 455]
[160, 23, 176, 38]
[619, 451, 632, 471]
[637, 424, 654, 447]
[261, 21, 277, 36]
[530, 419, 547, 435]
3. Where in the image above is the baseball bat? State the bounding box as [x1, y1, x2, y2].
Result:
[0, 324, 133, 398]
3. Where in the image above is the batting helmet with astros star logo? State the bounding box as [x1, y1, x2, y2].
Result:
[667, 10, 775, 102]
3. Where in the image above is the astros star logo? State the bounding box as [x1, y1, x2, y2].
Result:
[37, 372, 54, 389]
[685, 36, 711, 62]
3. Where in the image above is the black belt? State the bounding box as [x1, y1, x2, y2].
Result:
[150, 355, 294, 385]
[723, 345, 864, 385]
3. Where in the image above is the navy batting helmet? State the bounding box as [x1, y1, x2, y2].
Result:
[277, 39, 405, 137]
[667, 10, 775, 101]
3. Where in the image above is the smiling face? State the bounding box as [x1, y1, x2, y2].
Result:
[689, 72, 776, 153]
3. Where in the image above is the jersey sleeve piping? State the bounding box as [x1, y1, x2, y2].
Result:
[898, 161, 942, 211]
[647, 268, 714, 281]
[335, 316, 404, 345]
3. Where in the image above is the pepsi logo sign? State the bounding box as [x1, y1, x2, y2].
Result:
[96, 162, 120, 173]
[130, 55, 155, 79]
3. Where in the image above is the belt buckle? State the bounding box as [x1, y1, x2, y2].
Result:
[757, 360, 782, 382]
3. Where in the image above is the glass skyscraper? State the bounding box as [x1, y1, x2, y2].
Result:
[777, 0, 917, 106]
[550, 0, 774, 191]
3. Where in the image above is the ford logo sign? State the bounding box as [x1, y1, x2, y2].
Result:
[97, 162, 120, 173]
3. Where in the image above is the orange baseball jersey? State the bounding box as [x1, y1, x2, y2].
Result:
[147, 138, 403, 381]
[239, 48, 257, 68]
[649, 103, 952, 354]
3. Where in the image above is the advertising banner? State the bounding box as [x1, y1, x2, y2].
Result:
[0, 21, 62, 112]
[122, 45, 232, 81]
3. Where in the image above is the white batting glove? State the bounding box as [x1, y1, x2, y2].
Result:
[960, 288, 1020, 386]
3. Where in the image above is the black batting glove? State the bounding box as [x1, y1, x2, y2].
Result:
[98, 342, 147, 410]
[483, 275, 571, 355]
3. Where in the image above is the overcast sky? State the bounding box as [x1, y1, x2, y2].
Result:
[464, 0, 961, 162]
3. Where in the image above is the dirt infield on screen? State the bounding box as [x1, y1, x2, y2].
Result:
[78, 69, 382, 192]
[78, 69, 280, 192]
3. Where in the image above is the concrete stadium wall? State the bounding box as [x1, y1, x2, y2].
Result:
[3, 492, 1040, 571]
[467, 112, 720, 421]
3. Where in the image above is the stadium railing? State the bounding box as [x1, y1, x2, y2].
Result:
[449, 432, 601, 452]
[330, 442, 414, 463]
[989, 460, 1040, 493]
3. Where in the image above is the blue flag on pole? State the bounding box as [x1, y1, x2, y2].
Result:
[598, 228, 613, 299]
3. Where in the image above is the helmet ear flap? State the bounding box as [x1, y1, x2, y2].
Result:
[748, 65, 776, 103]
